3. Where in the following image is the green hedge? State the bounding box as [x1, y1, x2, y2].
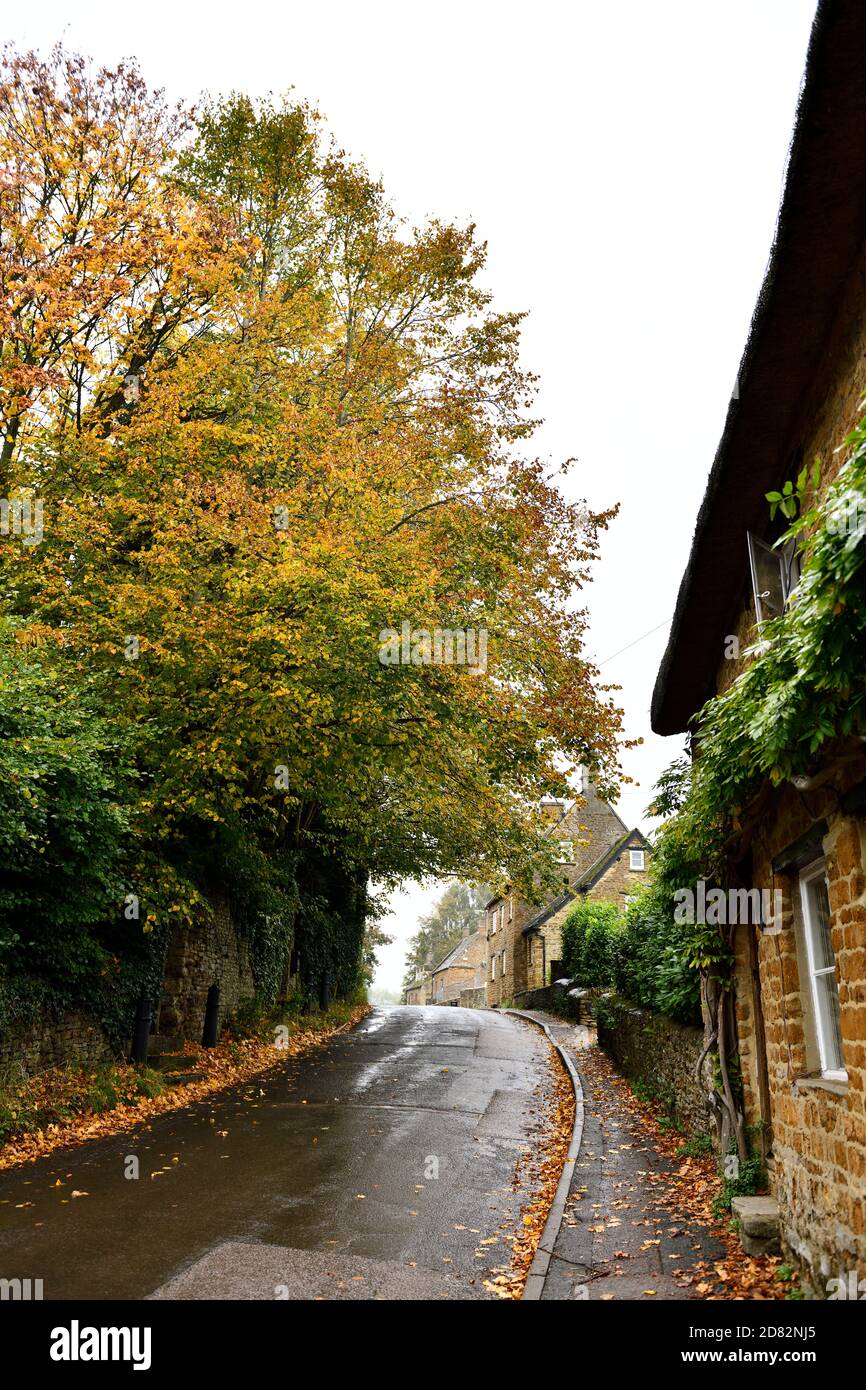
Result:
[612, 888, 701, 1026]
[560, 889, 701, 1027]
[561, 900, 621, 987]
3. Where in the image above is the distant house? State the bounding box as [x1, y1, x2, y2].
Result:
[404, 979, 428, 1007]
[651, 1, 866, 1293]
[485, 777, 650, 1006]
[430, 928, 487, 1006]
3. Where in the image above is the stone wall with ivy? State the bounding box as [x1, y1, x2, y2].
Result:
[0, 849, 367, 1072]
[158, 892, 256, 1039]
[0, 1008, 113, 1075]
[597, 997, 713, 1138]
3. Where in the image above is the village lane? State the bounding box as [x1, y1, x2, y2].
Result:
[0, 1006, 557, 1300]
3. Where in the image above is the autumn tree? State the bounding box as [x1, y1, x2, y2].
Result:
[0, 44, 235, 489]
[1, 57, 629, 1014]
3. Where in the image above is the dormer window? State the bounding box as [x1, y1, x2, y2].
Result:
[629, 849, 645, 870]
[557, 839, 574, 864]
[747, 532, 801, 625]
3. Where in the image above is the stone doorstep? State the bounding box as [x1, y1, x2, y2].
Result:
[731, 1196, 782, 1257]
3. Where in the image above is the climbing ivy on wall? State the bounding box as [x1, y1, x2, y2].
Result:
[293, 851, 368, 1006]
[220, 829, 299, 1010]
[644, 408, 866, 1158]
[663, 410, 866, 881]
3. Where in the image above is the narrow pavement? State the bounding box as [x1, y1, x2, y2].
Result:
[0, 1006, 557, 1301]
[517, 1011, 725, 1300]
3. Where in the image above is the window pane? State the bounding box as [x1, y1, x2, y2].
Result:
[748, 532, 786, 620]
[814, 972, 844, 1073]
[807, 875, 834, 971]
[781, 542, 801, 603]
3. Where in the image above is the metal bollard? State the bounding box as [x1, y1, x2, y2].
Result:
[130, 996, 152, 1065]
[202, 983, 220, 1047]
[319, 971, 330, 1012]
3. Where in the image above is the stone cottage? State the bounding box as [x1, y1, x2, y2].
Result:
[404, 978, 429, 1007]
[429, 927, 488, 1006]
[651, 0, 866, 1294]
[485, 776, 650, 1007]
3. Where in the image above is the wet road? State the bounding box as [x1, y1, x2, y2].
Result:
[0, 1006, 554, 1300]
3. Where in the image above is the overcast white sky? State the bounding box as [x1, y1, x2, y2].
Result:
[9, 0, 820, 992]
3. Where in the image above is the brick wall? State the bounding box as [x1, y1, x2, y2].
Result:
[431, 964, 473, 1003]
[525, 898, 574, 992]
[730, 773, 866, 1294]
[591, 849, 648, 908]
[431, 928, 487, 1005]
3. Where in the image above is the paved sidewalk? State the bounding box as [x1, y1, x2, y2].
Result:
[517, 1011, 725, 1301]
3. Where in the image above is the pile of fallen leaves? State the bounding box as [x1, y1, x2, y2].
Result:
[484, 1026, 576, 1299]
[0, 1003, 370, 1171]
[577, 1041, 797, 1301]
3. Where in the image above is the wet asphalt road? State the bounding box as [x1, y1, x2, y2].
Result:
[0, 1006, 554, 1300]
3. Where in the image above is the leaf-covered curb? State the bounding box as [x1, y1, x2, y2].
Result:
[0, 1003, 370, 1171]
[483, 1022, 576, 1298]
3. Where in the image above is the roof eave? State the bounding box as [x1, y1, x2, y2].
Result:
[652, 0, 866, 736]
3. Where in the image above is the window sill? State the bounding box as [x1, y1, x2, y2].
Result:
[793, 1074, 848, 1098]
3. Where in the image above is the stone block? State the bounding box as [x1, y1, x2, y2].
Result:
[731, 1196, 782, 1256]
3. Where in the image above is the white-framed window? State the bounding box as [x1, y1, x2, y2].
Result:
[490, 954, 496, 980]
[629, 849, 645, 870]
[799, 860, 846, 1080]
[557, 839, 574, 863]
[508, 896, 513, 922]
[501, 949, 507, 976]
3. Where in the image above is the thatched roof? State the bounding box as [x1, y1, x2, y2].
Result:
[652, 0, 866, 736]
